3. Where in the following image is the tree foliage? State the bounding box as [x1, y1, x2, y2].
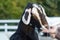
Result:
[0, 0, 60, 19]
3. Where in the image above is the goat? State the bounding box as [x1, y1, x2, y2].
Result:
[10, 3, 49, 40]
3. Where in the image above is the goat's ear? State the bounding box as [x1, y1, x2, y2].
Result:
[22, 8, 31, 25]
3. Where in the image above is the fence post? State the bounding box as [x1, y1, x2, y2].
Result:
[5, 23, 8, 33]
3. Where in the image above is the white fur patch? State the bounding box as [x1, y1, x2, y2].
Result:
[32, 4, 47, 29]
[22, 8, 31, 25]
[32, 7, 43, 27]
[33, 4, 47, 16]
[39, 5, 47, 16]
[33, 4, 42, 14]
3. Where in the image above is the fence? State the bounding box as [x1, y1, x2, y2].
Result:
[0, 20, 20, 33]
[0, 17, 60, 40]
[0, 17, 60, 32]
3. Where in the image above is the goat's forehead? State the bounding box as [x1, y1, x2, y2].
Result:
[32, 3, 46, 16]
[33, 4, 42, 13]
[33, 3, 43, 10]
[33, 4, 39, 8]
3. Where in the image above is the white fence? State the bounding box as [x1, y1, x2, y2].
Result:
[0, 17, 60, 40]
[0, 20, 20, 33]
[0, 20, 20, 40]
[0, 17, 60, 32]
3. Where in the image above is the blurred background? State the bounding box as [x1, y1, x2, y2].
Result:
[0, 0, 60, 19]
[0, 0, 60, 40]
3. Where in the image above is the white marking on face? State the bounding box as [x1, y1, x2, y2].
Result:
[32, 4, 48, 29]
[33, 4, 42, 14]
[32, 7, 43, 27]
[22, 8, 31, 25]
[39, 5, 47, 16]
[33, 4, 47, 16]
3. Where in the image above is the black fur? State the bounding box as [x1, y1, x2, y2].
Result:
[10, 3, 42, 40]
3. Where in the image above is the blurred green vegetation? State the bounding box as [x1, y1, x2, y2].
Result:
[0, 0, 60, 19]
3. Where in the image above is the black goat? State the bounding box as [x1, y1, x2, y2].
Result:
[10, 3, 48, 40]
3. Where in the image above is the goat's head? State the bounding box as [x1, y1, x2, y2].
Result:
[32, 4, 49, 29]
[22, 3, 49, 32]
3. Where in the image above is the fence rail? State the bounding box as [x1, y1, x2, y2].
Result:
[0, 17, 60, 33]
[0, 17, 60, 40]
[0, 20, 20, 34]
